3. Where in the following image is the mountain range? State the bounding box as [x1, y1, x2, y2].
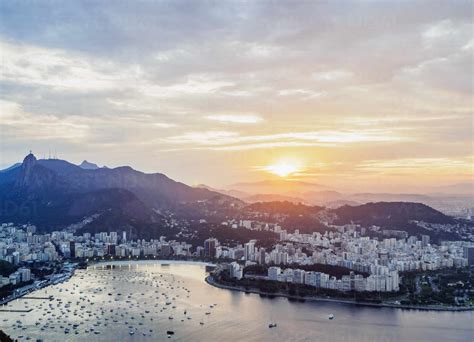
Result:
[0, 154, 470, 241]
[0, 154, 241, 237]
[212, 180, 473, 215]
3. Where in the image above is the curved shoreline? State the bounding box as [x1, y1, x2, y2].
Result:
[1, 260, 215, 305]
[89, 259, 216, 268]
[205, 276, 474, 312]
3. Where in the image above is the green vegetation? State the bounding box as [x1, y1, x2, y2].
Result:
[190, 224, 278, 248]
[244, 201, 329, 234]
[0, 260, 17, 277]
[401, 267, 474, 307]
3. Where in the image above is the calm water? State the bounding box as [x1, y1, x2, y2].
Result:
[1, 261, 472, 341]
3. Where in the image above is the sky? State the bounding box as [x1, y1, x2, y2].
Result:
[0, 0, 473, 192]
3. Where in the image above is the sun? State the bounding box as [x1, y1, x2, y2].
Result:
[265, 161, 301, 178]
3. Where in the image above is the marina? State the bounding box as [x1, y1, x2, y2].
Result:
[1, 262, 473, 341]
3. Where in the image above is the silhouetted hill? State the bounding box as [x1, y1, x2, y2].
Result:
[231, 179, 329, 194]
[243, 194, 308, 204]
[0, 153, 241, 235]
[246, 201, 324, 216]
[244, 201, 327, 234]
[332, 202, 455, 226]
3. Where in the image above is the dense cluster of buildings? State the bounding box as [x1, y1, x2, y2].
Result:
[0, 223, 193, 263]
[214, 222, 473, 292]
[0, 267, 31, 288]
[265, 266, 400, 293]
[1, 218, 473, 294]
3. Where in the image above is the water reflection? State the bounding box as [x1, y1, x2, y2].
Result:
[1, 261, 472, 342]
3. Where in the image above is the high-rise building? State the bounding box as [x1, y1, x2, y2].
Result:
[160, 244, 171, 257]
[69, 240, 76, 258]
[463, 246, 474, 265]
[268, 266, 281, 281]
[110, 232, 118, 243]
[229, 262, 243, 279]
[18, 268, 31, 282]
[421, 235, 430, 247]
[107, 244, 116, 256]
[204, 238, 218, 257]
[378, 250, 388, 266]
[239, 220, 252, 229]
[292, 269, 305, 284]
[244, 240, 256, 261]
[258, 248, 266, 264]
[196, 246, 205, 257]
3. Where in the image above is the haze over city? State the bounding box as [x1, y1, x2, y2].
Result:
[0, 1, 472, 193]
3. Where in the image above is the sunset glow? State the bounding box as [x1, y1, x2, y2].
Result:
[0, 1, 471, 193]
[0, 2, 473, 336]
[264, 161, 303, 178]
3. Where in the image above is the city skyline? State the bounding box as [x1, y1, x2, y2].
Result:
[0, 1, 472, 192]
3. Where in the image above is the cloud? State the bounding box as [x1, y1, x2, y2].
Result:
[0, 99, 90, 141]
[0, 40, 134, 92]
[0, 1, 471, 188]
[396, 53, 473, 95]
[205, 114, 263, 124]
[356, 157, 474, 175]
[160, 129, 408, 151]
[342, 114, 465, 127]
[278, 89, 326, 99]
[153, 122, 178, 128]
[312, 70, 353, 81]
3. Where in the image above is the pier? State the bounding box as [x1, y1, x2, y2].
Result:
[17, 296, 54, 300]
[0, 308, 33, 313]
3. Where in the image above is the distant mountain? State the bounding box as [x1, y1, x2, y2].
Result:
[195, 184, 249, 199]
[324, 199, 361, 209]
[229, 179, 473, 214]
[329, 202, 462, 241]
[428, 182, 474, 196]
[295, 190, 344, 206]
[240, 199, 469, 240]
[196, 184, 308, 204]
[78, 160, 100, 170]
[231, 179, 329, 195]
[349, 193, 433, 203]
[0, 153, 242, 236]
[331, 202, 455, 226]
[346, 193, 473, 216]
[243, 193, 308, 204]
[246, 201, 324, 216]
[244, 200, 454, 227]
[244, 201, 327, 234]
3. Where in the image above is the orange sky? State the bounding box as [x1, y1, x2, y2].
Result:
[0, 1, 472, 193]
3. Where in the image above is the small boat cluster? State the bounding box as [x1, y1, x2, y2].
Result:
[3, 264, 219, 340]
